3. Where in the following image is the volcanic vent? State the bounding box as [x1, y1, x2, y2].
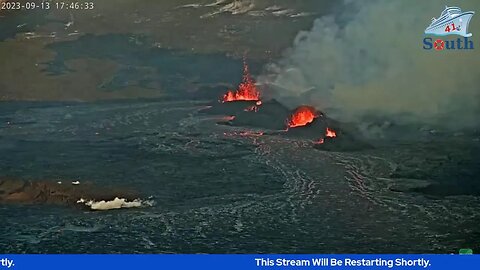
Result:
[287, 105, 320, 128]
[222, 60, 260, 103]
[200, 58, 368, 151]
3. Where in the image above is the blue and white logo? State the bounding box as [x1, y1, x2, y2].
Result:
[425, 6, 475, 37]
[423, 6, 475, 51]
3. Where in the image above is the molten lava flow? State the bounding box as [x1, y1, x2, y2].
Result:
[314, 127, 337, 144]
[287, 106, 318, 128]
[325, 127, 337, 138]
[314, 138, 325, 145]
[222, 61, 260, 102]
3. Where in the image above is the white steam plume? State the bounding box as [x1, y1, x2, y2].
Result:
[260, 0, 480, 128]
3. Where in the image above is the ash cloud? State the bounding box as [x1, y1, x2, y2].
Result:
[259, 0, 480, 129]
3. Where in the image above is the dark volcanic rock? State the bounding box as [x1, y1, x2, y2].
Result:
[0, 178, 139, 208]
[200, 98, 374, 152]
[387, 178, 433, 193]
[229, 99, 290, 130]
[410, 183, 480, 197]
[313, 131, 373, 152]
[201, 99, 291, 130]
[199, 100, 258, 116]
[386, 141, 480, 197]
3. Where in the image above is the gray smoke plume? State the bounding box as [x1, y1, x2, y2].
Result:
[259, 0, 480, 129]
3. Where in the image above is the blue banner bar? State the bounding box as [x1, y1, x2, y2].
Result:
[0, 255, 478, 270]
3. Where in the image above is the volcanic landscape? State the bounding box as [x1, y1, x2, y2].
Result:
[1, 59, 478, 253]
[1, 0, 479, 254]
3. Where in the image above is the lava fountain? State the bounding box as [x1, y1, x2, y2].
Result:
[222, 61, 260, 102]
[287, 106, 319, 128]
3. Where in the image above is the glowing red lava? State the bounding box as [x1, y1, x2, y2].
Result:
[222, 61, 260, 102]
[314, 138, 325, 145]
[326, 127, 337, 138]
[314, 127, 337, 144]
[287, 106, 318, 128]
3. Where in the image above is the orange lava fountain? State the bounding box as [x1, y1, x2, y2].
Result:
[287, 106, 318, 128]
[222, 61, 260, 102]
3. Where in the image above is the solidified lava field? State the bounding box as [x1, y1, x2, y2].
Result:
[0, 98, 479, 253]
